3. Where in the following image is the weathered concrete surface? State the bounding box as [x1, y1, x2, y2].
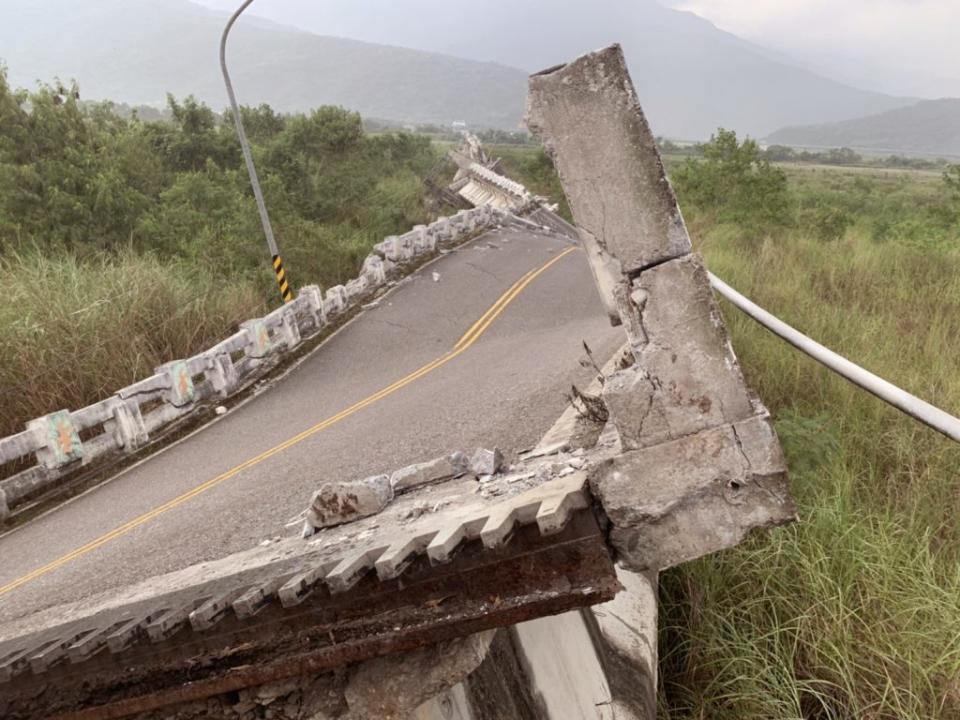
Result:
[344, 631, 495, 719]
[305, 475, 393, 530]
[411, 684, 475, 720]
[526, 44, 692, 324]
[390, 452, 469, 493]
[526, 43, 793, 578]
[587, 566, 658, 720]
[512, 612, 615, 718]
[590, 414, 795, 570]
[469, 447, 504, 476]
[602, 255, 759, 450]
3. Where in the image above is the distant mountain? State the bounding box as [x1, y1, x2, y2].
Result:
[195, 0, 917, 140]
[767, 99, 960, 157]
[0, 0, 528, 129]
[1, 0, 921, 138]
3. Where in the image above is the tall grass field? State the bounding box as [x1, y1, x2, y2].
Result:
[505, 138, 960, 718]
[3, 70, 958, 716]
[0, 72, 440, 438]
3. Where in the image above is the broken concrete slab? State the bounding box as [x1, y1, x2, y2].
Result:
[344, 631, 495, 720]
[602, 255, 759, 450]
[390, 453, 469, 493]
[526, 44, 691, 299]
[589, 414, 795, 571]
[469, 447, 503, 476]
[525, 43, 792, 585]
[306, 475, 393, 530]
[588, 566, 658, 720]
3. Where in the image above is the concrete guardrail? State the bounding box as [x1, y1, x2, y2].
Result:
[0, 203, 520, 522]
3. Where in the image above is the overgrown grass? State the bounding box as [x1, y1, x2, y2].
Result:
[0, 252, 265, 438]
[511, 142, 960, 717]
[0, 73, 442, 437]
[657, 162, 960, 718]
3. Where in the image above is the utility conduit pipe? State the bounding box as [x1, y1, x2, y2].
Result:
[708, 272, 960, 443]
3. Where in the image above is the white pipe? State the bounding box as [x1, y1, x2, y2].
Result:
[708, 272, 960, 443]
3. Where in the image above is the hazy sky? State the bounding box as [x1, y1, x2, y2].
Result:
[196, 0, 960, 99]
[661, 0, 960, 97]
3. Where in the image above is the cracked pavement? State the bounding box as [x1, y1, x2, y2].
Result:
[0, 226, 623, 625]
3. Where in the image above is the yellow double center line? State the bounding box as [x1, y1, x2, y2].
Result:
[0, 246, 577, 598]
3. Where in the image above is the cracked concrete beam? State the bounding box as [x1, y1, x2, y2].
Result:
[589, 415, 795, 571]
[525, 44, 692, 324]
[603, 255, 760, 450]
[525, 44, 794, 575]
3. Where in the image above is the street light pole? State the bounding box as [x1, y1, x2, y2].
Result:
[220, 0, 293, 303]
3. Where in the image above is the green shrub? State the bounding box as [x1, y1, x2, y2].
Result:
[672, 129, 793, 235]
[0, 67, 441, 433]
[808, 204, 854, 242]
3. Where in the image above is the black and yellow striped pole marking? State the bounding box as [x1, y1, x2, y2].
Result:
[272, 255, 293, 303]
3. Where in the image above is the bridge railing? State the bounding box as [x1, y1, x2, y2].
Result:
[0, 204, 510, 522]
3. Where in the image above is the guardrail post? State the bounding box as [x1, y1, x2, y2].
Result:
[27, 410, 84, 470]
[301, 285, 326, 330]
[361, 255, 388, 287]
[397, 233, 416, 260]
[242, 319, 272, 359]
[383, 236, 401, 262]
[156, 360, 196, 408]
[106, 398, 149, 451]
[204, 352, 239, 398]
[324, 286, 348, 316]
[279, 307, 302, 350]
[412, 224, 434, 253]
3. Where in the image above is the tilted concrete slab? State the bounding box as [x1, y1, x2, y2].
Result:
[0, 468, 618, 719]
[525, 43, 796, 574]
[526, 44, 692, 324]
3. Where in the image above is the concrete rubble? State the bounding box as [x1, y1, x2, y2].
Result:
[469, 446, 504, 476]
[389, 452, 469, 493]
[0, 44, 800, 720]
[304, 475, 393, 532]
[525, 43, 796, 574]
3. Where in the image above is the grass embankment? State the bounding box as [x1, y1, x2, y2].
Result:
[0, 253, 264, 438]
[664, 218, 960, 720]
[0, 71, 441, 437]
[510, 140, 960, 718]
[666, 154, 960, 718]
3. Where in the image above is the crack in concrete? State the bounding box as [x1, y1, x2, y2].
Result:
[464, 261, 504, 283]
[730, 423, 752, 472]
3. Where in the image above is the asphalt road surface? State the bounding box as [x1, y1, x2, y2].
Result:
[0, 225, 623, 631]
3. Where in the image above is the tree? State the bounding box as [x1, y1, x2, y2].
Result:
[672, 128, 792, 232]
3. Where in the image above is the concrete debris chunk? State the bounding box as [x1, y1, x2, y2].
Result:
[602, 255, 758, 452]
[520, 440, 569, 461]
[469, 446, 503, 476]
[305, 475, 393, 531]
[589, 415, 795, 571]
[344, 631, 496, 720]
[389, 452, 470, 493]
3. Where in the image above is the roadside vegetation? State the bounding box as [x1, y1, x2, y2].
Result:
[0, 70, 439, 437]
[4, 60, 959, 715]
[665, 132, 960, 718]
[510, 130, 960, 718]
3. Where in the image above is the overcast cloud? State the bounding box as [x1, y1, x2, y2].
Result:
[663, 0, 960, 98]
[196, 0, 960, 99]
